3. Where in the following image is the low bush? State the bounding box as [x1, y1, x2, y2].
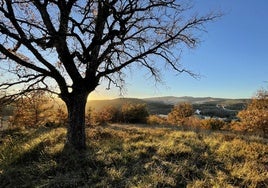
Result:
[167, 103, 194, 125]
[121, 103, 149, 123]
[201, 118, 226, 130]
[88, 106, 119, 126]
[183, 116, 203, 130]
[147, 115, 167, 125]
[236, 89, 268, 137]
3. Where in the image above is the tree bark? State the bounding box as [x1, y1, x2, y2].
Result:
[65, 92, 88, 150]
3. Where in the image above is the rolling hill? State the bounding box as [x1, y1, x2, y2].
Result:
[87, 96, 249, 116]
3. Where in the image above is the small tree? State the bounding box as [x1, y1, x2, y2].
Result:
[237, 90, 268, 137]
[10, 91, 54, 128]
[168, 102, 193, 125]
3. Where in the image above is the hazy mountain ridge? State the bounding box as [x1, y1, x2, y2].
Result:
[143, 96, 227, 105]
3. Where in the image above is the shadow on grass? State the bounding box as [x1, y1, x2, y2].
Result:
[0, 126, 65, 187]
[0, 125, 267, 187]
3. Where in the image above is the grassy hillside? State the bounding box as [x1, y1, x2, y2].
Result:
[0, 125, 267, 187]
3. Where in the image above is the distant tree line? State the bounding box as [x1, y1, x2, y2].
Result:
[87, 103, 149, 125]
[2, 92, 149, 129]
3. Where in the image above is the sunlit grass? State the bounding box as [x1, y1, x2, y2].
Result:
[0, 124, 267, 187]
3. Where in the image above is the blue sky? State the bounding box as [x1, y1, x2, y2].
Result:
[90, 0, 268, 100]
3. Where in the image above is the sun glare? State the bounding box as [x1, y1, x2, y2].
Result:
[88, 92, 113, 101]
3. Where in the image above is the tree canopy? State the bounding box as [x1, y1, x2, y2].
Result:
[0, 0, 219, 150]
[0, 0, 218, 98]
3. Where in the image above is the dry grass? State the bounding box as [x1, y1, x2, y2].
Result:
[0, 124, 267, 187]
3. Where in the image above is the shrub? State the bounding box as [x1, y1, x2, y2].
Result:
[121, 103, 149, 123]
[87, 106, 119, 126]
[201, 118, 226, 130]
[230, 121, 247, 132]
[183, 116, 203, 129]
[147, 115, 167, 125]
[237, 89, 268, 137]
[167, 103, 193, 125]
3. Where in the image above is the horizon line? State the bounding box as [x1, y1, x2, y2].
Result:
[87, 95, 250, 101]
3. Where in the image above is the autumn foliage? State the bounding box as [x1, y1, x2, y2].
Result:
[167, 103, 194, 125]
[9, 91, 54, 128]
[87, 105, 119, 126]
[87, 103, 149, 125]
[147, 115, 167, 125]
[5, 89, 268, 138]
[236, 90, 268, 137]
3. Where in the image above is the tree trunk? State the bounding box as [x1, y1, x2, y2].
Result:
[65, 93, 88, 151]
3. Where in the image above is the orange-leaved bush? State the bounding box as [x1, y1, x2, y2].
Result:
[237, 90, 268, 137]
[167, 103, 194, 125]
[147, 115, 167, 125]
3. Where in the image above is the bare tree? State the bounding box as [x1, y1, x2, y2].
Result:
[0, 0, 219, 150]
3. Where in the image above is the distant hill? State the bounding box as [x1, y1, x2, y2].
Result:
[87, 97, 172, 114]
[87, 96, 249, 116]
[87, 98, 145, 110]
[143, 96, 225, 105]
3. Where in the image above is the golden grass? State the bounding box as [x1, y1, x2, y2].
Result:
[0, 124, 267, 187]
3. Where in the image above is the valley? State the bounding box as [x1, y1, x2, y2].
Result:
[87, 96, 249, 119]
